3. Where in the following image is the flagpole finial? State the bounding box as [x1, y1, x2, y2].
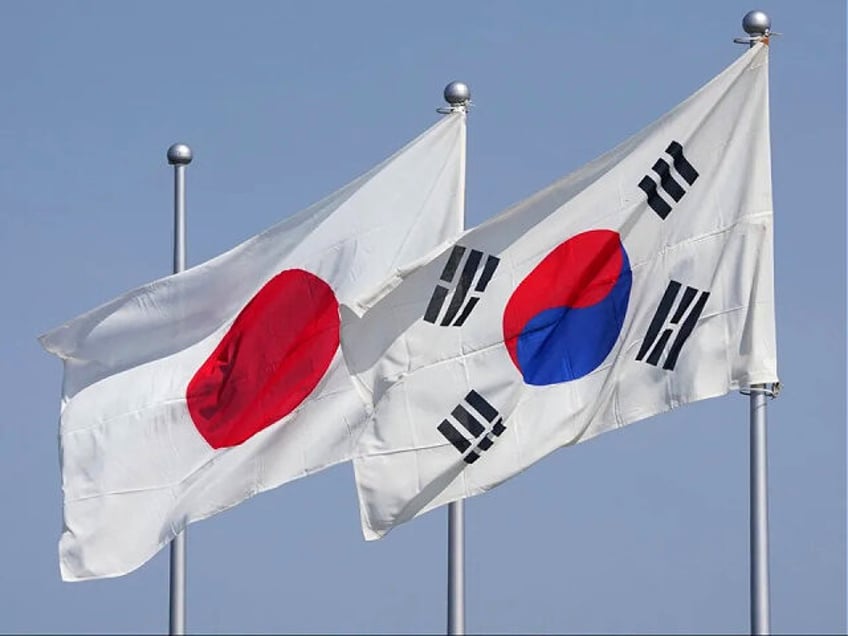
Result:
[441, 81, 470, 113]
[742, 10, 770, 36]
[167, 143, 193, 166]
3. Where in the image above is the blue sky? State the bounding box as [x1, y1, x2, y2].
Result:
[1, 1, 844, 633]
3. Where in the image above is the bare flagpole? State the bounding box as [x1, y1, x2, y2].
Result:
[166, 142, 192, 635]
[440, 81, 470, 636]
[735, 10, 774, 635]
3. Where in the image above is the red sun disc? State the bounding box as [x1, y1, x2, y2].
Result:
[187, 269, 340, 449]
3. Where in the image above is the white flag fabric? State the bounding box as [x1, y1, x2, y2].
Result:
[40, 113, 465, 580]
[343, 44, 777, 539]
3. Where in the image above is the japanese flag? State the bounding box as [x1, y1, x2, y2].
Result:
[40, 113, 466, 580]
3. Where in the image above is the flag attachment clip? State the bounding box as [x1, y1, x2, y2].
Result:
[740, 382, 781, 399]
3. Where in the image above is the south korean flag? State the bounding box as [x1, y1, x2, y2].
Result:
[343, 42, 778, 540]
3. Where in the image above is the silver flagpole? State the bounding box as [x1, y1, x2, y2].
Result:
[735, 10, 773, 635]
[441, 81, 470, 636]
[750, 384, 771, 636]
[166, 142, 192, 635]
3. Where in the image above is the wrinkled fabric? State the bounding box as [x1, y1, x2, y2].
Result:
[343, 45, 777, 540]
[40, 113, 466, 580]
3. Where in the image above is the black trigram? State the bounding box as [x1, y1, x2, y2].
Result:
[437, 389, 505, 464]
[636, 280, 710, 371]
[638, 141, 699, 219]
[423, 245, 500, 327]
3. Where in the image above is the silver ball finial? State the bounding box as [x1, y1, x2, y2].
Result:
[443, 81, 470, 106]
[167, 143, 193, 165]
[742, 10, 771, 35]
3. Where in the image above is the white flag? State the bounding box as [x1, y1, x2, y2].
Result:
[343, 44, 777, 539]
[39, 113, 466, 580]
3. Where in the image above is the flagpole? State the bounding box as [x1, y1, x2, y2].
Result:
[749, 384, 771, 636]
[167, 142, 192, 636]
[442, 81, 470, 636]
[736, 11, 773, 636]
